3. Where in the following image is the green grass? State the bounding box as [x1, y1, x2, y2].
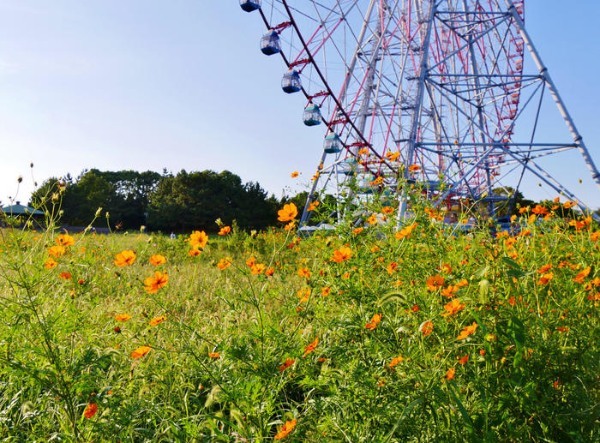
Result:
[0, 205, 598, 442]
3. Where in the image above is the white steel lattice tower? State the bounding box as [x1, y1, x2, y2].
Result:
[240, 0, 600, 223]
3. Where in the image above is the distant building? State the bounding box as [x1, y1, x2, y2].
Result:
[0, 201, 45, 228]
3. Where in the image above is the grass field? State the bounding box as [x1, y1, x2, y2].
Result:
[0, 202, 598, 442]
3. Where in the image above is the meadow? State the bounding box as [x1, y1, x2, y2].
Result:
[0, 200, 598, 442]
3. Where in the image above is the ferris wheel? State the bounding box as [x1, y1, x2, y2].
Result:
[240, 0, 600, 224]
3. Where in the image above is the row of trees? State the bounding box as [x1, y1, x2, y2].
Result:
[31, 169, 281, 232]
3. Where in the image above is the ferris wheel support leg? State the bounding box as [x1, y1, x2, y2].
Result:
[506, 0, 600, 191]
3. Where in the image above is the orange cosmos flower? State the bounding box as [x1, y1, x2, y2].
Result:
[445, 367, 456, 381]
[114, 250, 136, 267]
[386, 262, 398, 274]
[265, 267, 275, 277]
[144, 271, 169, 294]
[386, 151, 400, 161]
[331, 246, 352, 263]
[290, 171, 300, 178]
[59, 271, 72, 280]
[115, 313, 132, 322]
[83, 403, 98, 419]
[188, 230, 209, 249]
[367, 213, 378, 225]
[278, 357, 295, 372]
[365, 313, 382, 331]
[218, 226, 231, 236]
[303, 337, 319, 357]
[321, 286, 331, 297]
[537, 264, 553, 274]
[591, 231, 600, 242]
[188, 247, 201, 257]
[277, 203, 298, 222]
[297, 267, 311, 278]
[307, 200, 320, 211]
[531, 204, 549, 216]
[395, 222, 417, 240]
[419, 320, 434, 337]
[457, 354, 469, 365]
[538, 272, 554, 285]
[217, 258, 232, 270]
[370, 176, 384, 186]
[382, 206, 395, 215]
[208, 352, 221, 359]
[388, 355, 404, 368]
[573, 266, 591, 284]
[55, 234, 75, 247]
[352, 227, 364, 235]
[562, 200, 576, 209]
[457, 322, 478, 340]
[149, 254, 167, 266]
[441, 285, 459, 298]
[149, 315, 166, 327]
[131, 345, 151, 359]
[44, 258, 58, 269]
[274, 418, 297, 440]
[297, 287, 311, 303]
[442, 298, 465, 316]
[426, 275, 445, 291]
[48, 245, 66, 258]
[358, 147, 369, 156]
[408, 164, 421, 173]
[440, 263, 452, 274]
[251, 263, 266, 275]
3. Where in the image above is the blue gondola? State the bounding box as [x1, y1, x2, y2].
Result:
[282, 70, 301, 93]
[260, 30, 281, 55]
[339, 158, 357, 176]
[323, 133, 342, 154]
[303, 103, 322, 126]
[240, 0, 261, 12]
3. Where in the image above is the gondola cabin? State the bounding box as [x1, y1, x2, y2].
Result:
[240, 0, 261, 12]
[303, 104, 322, 126]
[261, 30, 281, 55]
[282, 70, 302, 93]
[323, 133, 342, 154]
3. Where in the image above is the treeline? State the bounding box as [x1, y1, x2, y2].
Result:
[31, 169, 281, 232]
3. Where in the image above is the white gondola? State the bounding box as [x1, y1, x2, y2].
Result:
[260, 30, 280, 55]
[240, 0, 261, 12]
[282, 70, 301, 93]
[323, 133, 342, 154]
[303, 103, 322, 126]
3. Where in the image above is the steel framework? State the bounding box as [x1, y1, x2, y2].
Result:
[240, 0, 600, 223]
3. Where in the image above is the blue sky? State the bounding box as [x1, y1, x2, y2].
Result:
[1, 1, 599, 209]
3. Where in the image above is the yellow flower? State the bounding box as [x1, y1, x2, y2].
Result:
[274, 419, 297, 440]
[365, 313, 382, 330]
[48, 245, 66, 258]
[388, 355, 404, 368]
[395, 222, 417, 240]
[426, 275, 445, 291]
[331, 246, 352, 263]
[297, 267, 311, 278]
[55, 234, 75, 247]
[442, 298, 465, 316]
[457, 322, 478, 340]
[149, 254, 167, 266]
[149, 315, 166, 327]
[278, 203, 298, 222]
[218, 226, 231, 236]
[144, 271, 169, 294]
[307, 200, 320, 211]
[188, 230, 209, 249]
[44, 257, 58, 269]
[131, 345, 151, 359]
[385, 151, 400, 161]
[217, 258, 232, 270]
[114, 250, 136, 267]
[419, 320, 434, 337]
